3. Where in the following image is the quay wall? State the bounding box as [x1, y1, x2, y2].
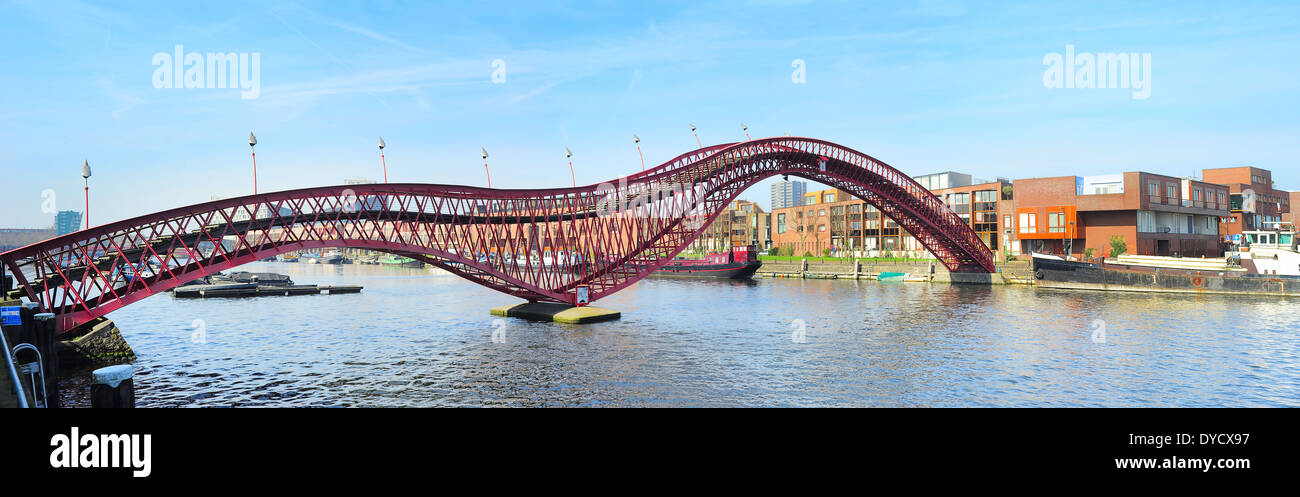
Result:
[756, 259, 1035, 285]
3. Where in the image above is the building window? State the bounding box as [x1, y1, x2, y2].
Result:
[1166, 184, 1177, 203]
[776, 213, 786, 234]
[1019, 213, 1036, 234]
[818, 209, 826, 216]
[1048, 212, 1067, 233]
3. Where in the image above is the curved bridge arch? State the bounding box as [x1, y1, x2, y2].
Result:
[0, 137, 993, 335]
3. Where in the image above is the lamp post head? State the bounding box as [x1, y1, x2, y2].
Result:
[481, 147, 489, 160]
[741, 123, 748, 131]
[81, 159, 91, 179]
[249, 132, 257, 147]
[633, 134, 640, 144]
[378, 136, 386, 150]
[565, 147, 572, 158]
[690, 124, 696, 132]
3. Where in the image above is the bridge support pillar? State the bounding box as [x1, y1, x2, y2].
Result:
[490, 302, 620, 324]
[57, 318, 135, 369]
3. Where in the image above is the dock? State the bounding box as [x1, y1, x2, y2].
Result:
[173, 283, 362, 298]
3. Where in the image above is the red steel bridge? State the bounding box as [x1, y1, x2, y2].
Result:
[0, 137, 994, 336]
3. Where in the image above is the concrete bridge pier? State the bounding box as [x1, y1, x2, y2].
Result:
[490, 302, 621, 324]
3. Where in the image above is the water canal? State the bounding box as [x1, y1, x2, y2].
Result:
[59, 261, 1300, 407]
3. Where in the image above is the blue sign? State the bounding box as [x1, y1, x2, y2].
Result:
[1, 306, 20, 326]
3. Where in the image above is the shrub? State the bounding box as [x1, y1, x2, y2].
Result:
[802, 251, 814, 258]
[1109, 235, 1127, 257]
[822, 248, 832, 257]
[768, 246, 780, 256]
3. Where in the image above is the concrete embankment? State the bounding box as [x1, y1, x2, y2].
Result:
[57, 317, 135, 368]
[756, 258, 1036, 285]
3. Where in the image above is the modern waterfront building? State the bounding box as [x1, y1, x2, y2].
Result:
[770, 181, 1016, 260]
[914, 171, 973, 191]
[930, 180, 1016, 260]
[772, 188, 925, 257]
[694, 200, 770, 252]
[54, 210, 82, 235]
[1013, 172, 1230, 258]
[769, 179, 806, 210]
[1201, 167, 1291, 245]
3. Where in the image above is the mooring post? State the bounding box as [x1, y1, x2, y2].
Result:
[33, 312, 60, 408]
[91, 364, 135, 408]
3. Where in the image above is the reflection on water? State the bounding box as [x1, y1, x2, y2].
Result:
[67, 262, 1300, 407]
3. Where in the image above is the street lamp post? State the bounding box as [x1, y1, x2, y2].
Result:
[1068, 220, 1076, 258]
[481, 147, 491, 188]
[81, 160, 91, 230]
[690, 123, 702, 148]
[249, 132, 258, 195]
[633, 134, 645, 171]
[378, 136, 388, 183]
[565, 147, 575, 187]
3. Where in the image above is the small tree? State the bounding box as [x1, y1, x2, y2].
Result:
[780, 245, 794, 257]
[1084, 247, 1096, 260]
[767, 246, 780, 256]
[1109, 235, 1127, 257]
[822, 247, 832, 257]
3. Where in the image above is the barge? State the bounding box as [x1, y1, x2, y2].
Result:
[650, 245, 762, 279]
[1032, 226, 1300, 296]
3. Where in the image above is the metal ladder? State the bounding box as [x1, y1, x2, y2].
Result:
[10, 343, 46, 408]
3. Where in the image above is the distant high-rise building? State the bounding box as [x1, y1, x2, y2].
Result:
[770, 179, 807, 210]
[55, 210, 82, 235]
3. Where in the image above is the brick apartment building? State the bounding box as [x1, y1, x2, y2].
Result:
[693, 200, 771, 252]
[1284, 191, 1300, 225]
[771, 188, 909, 256]
[930, 180, 1015, 260]
[769, 181, 1015, 260]
[1201, 166, 1292, 245]
[1013, 172, 1230, 258]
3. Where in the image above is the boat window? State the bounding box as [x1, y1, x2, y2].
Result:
[1246, 234, 1257, 244]
[1280, 234, 1293, 245]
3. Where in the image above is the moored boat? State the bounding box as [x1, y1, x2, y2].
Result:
[380, 255, 424, 268]
[1032, 225, 1300, 296]
[650, 245, 762, 279]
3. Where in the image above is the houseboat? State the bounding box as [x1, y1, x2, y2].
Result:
[1032, 225, 1300, 296]
[650, 245, 762, 279]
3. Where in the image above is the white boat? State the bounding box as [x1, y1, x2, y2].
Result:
[1238, 226, 1300, 276]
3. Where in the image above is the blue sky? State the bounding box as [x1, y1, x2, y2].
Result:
[2, 0, 1297, 228]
